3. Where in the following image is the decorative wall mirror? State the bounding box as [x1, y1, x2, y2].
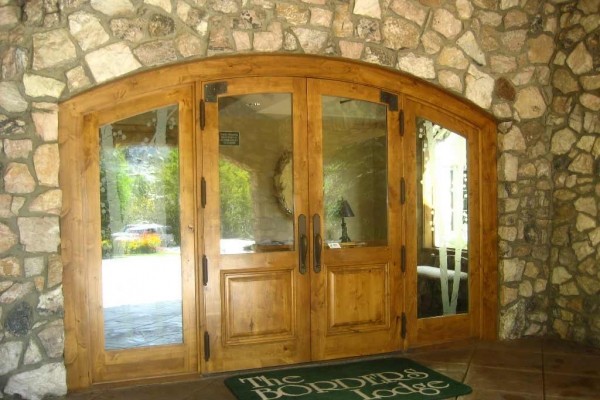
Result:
[273, 150, 293, 218]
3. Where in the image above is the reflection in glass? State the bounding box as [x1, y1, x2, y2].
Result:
[417, 118, 469, 318]
[273, 150, 293, 217]
[99, 105, 183, 350]
[218, 93, 294, 254]
[322, 96, 388, 248]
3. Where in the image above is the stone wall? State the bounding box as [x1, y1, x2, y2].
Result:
[548, 1, 600, 346]
[0, 0, 598, 398]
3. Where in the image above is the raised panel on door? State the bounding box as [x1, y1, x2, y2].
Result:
[327, 263, 390, 332]
[307, 79, 403, 360]
[89, 86, 197, 382]
[201, 78, 311, 373]
[404, 99, 481, 347]
[223, 269, 295, 344]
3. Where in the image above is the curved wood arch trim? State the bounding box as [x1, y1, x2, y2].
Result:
[60, 54, 494, 126]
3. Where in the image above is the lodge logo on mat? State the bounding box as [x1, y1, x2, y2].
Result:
[236, 369, 450, 399]
[225, 358, 471, 400]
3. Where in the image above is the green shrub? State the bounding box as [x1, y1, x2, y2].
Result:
[101, 239, 113, 258]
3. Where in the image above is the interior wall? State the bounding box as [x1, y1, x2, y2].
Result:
[0, 0, 598, 398]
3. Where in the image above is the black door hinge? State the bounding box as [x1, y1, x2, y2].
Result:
[400, 177, 406, 205]
[380, 90, 398, 111]
[201, 177, 207, 208]
[202, 255, 208, 286]
[204, 81, 228, 103]
[401, 245, 406, 273]
[399, 110, 405, 136]
[199, 100, 206, 130]
[401, 313, 407, 339]
[204, 331, 211, 361]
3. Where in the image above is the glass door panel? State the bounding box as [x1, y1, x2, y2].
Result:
[322, 96, 388, 248]
[416, 118, 469, 319]
[202, 78, 310, 373]
[99, 105, 183, 350]
[218, 93, 294, 255]
[308, 79, 402, 361]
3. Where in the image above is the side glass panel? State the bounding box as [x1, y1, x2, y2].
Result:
[417, 118, 469, 318]
[322, 96, 388, 248]
[99, 105, 183, 350]
[218, 93, 294, 254]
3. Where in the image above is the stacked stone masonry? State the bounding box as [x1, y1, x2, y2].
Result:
[0, 0, 598, 398]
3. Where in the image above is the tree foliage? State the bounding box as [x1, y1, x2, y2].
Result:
[160, 149, 181, 245]
[219, 159, 254, 239]
[101, 145, 182, 247]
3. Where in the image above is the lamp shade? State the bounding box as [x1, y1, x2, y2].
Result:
[340, 199, 355, 218]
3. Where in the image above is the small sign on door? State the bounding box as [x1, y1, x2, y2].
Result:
[219, 131, 240, 146]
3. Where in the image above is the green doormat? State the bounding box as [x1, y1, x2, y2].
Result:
[225, 358, 471, 400]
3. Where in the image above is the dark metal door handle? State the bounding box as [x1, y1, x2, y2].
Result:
[300, 234, 308, 274]
[314, 234, 322, 273]
[298, 214, 307, 275]
[312, 214, 322, 273]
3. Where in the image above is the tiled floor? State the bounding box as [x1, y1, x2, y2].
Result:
[63, 337, 600, 400]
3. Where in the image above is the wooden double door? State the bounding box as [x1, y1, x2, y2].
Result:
[63, 56, 497, 390]
[201, 77, 403, 372]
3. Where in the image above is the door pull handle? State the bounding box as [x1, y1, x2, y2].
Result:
[312, 214, 322, 273]
[314, 233, 322, 273]
[298, 214, 307, 275]
[300, 234, 308, 274]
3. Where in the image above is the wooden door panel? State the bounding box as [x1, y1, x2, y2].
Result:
[224, 267, 296, 344]
[202, 77, 311, 373]
[97, 347, 188, 381]
[416, 314, 472, 346]
[327, 263, 390, 332]
[307, 79, 403, 361]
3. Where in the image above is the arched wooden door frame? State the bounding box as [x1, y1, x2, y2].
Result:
[60, 55, 498, 391]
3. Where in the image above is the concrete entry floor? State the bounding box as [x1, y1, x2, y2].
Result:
[61, 337, 600, 400]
